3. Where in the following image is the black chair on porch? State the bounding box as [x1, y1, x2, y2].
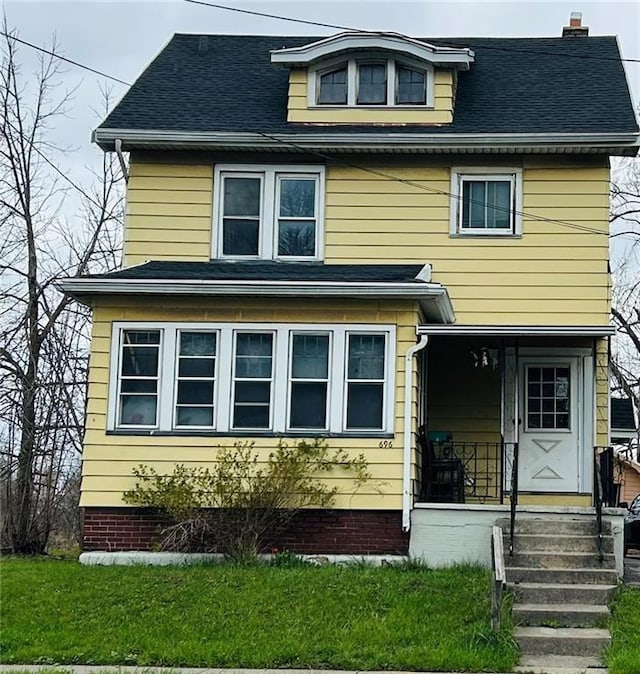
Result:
[417, 426, 465, 503]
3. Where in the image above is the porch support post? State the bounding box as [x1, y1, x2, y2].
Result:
[402, 333, 430, 531]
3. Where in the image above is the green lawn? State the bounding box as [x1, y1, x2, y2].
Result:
[0, 558, 517, 671]
[607, 585, 640, 674]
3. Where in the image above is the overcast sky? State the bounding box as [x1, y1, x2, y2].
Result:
[3, 0, 639, 250]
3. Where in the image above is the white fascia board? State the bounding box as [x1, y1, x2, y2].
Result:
[93, 128, 640, 155]
[417, 324, 616, 337]
[57, 277, 455, 322]
[270, 33, 474, 69]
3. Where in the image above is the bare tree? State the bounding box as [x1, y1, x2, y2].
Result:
[0, 26, 124, 553]
[610, 157, 640, 456]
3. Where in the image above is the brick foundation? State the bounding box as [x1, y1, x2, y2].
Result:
[82, 507, 408, 555]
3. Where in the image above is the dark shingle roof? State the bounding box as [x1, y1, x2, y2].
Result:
[91, 261, 425, 283]
[99, 34, 638, 136]
[612, 398, 637, 431]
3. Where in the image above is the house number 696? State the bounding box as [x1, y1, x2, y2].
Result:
[378, 440, 393, 448]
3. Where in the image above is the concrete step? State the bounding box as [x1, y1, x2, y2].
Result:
[504, 532, 614, 554]
[515, 654, 606, 673]
[497, 517, 611, 536]
[513, 603, 609, 627]
[510, 581, 618, 605]
[506, 551, 616, 570]
[514, 626, 611, 657]
[506, 566, 619, 585]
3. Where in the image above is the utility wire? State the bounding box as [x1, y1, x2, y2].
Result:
[184, 0, 640, 64]
[1, 24, 631, 238]
[0, 32, 131, 85]
[254, 131, 613, 237]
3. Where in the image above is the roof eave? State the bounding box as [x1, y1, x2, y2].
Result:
[57, 278, 456, 324]
[93, 128, 640, 156]
[269, 32, 474, 69]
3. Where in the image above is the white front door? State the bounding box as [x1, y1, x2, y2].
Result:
[518, 357, 581, 492]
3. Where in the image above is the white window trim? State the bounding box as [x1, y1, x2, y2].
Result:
[309, 56, 434, 109]
[212, 164, 325, 261]
[231, 329, 276, 432]
[343, 331, 391, 432]
[108, 322, 396, 435]
[115, 328, 163, 430]
[449, 167, 523, 237]
[286, 331, 332, 432]
[173, 329, 219, 431]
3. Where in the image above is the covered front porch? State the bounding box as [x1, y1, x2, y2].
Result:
[406, 324, 626, 574]
[412, 325, 614, 509]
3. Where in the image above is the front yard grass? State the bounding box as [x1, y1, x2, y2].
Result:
[607, 585, 640, 674]
[0, 557, 517, 672]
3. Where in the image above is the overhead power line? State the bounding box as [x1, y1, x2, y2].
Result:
[184, 0, 640, 64]
[1, 26, 631, 239]
[0, 32, 131, 85]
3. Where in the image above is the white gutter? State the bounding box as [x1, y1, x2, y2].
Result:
[92, 128, 640, 155]
[402, 334, 429, 532]
[417, 324, 616, 337]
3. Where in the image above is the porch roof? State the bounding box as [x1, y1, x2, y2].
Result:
[417, 324, 615, 337]
[58, 261, 456, 323]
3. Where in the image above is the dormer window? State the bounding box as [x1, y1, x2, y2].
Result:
[396, 66, 426, 104]
[313, 58, 433, 108]
[357, 63, 387, 105]
[318, 66, 347, 104]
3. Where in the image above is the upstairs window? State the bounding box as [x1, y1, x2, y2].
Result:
[357, 63, 387, 105]
[450, 169, 523, 236]
[214, 165, 324, 260]
[314, 58, 432, 108]
[396, 66, 426, 104]
[318, 66, 347, 104]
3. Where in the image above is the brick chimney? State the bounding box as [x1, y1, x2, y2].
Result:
[562, 12, 589, 37]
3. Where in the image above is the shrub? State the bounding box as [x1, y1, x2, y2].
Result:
[123, 440, 372, 562]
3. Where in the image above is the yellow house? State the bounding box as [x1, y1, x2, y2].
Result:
[61, 23, 639, 566]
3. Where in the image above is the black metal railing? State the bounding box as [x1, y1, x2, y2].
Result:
[594, 447, 605, 563]
[509, 441, 519, 557]
[594, 446, 616, 564]
[418, 437, 516, 505]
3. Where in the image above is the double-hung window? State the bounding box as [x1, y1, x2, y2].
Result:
[109, 323, 395, 435]
[214, 165, 324, 260]
[450, 168, 522, 236]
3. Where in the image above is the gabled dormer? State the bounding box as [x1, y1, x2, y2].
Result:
[271, 32, 474, 125]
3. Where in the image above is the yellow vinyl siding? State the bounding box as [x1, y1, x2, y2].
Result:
[124, 161, 213, 265]
[324, 159, 610, 324]
[121, 155, 610, 325]
[287, 68, 454, 124]
[80, 296, 420, 510]
[595, 337, 609, 445]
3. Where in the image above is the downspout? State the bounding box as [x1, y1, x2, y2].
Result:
[402, 333, 430, 531]
[115, 139, 129, 183]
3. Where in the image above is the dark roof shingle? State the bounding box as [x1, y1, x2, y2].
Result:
[99, 34, 638, 136]
[91, 260, 425, 283]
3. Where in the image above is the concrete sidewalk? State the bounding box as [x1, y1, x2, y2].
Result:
[0, 662, 608, 674]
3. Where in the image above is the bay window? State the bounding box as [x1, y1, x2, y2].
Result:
[109, 323, 395, 435]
